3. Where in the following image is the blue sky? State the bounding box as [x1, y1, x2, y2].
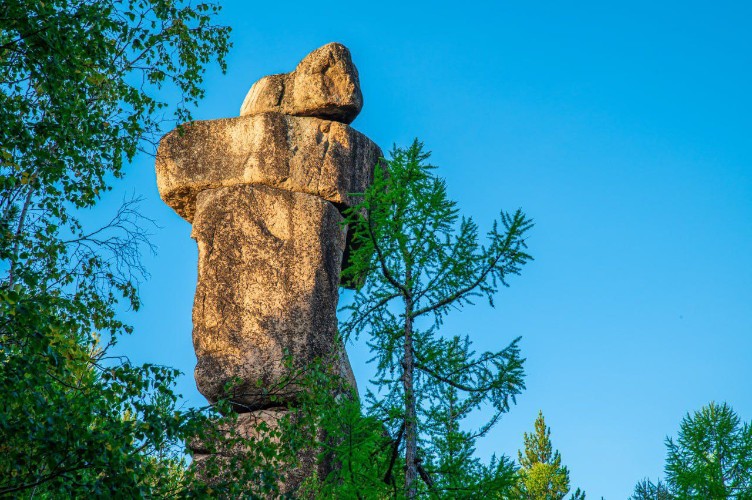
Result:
[102, 1, 751, 497]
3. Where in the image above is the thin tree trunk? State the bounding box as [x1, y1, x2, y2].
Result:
[8, 186, 34, 286]
[403, 268, 417, 498]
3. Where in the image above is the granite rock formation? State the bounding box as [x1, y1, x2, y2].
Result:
[191, 184, 351, 408]
[156, 112, 380, 222]
[239, 43, 363, 124]
[155, 42, 379, 492]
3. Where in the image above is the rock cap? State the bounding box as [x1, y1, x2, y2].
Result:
[240, 42, 363, 124]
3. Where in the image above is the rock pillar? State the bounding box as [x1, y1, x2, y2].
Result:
[155, 43, 381, 490]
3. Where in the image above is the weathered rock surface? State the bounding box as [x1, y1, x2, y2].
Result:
[155, 42, 376, 491]
[191, 184, 353, 409]
[239, 42, 363, 124]
[156, 112, 381, 222]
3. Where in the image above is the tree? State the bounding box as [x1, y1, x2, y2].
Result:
[515, 411, 585, 500]
[631, 402, 752, 500]
[340, 140, 533, 498]
[0, 1, 274, 496]
[630, 479, 672, 500]
[667, 402, 752, 498]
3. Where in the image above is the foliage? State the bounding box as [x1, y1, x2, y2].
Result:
[340, 140, 533, 497]
[284, 348, 520, 500]
[631, 402, 752, 500]
[418, 382, 518, 498]
[291, 355, 396, 499]
[0, 0, 270, 496]
[665, 402, 752, 498]
[630, 478, 673, 500]
[515, 411, 585, 500]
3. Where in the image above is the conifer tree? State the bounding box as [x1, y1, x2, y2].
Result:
[631, 402, 752, 499]
[341, 140, 533, 498]
[515, 411, 585, 499]
[666, 402, 752, 498]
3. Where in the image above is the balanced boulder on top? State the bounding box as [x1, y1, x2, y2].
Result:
[239, 42, 363, 124]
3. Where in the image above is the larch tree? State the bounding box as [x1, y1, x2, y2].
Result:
[665, 402, 752, 498]
[631, 402, 752, 500]
[666, 402, 751, 499]
[340, 140, 533, 498]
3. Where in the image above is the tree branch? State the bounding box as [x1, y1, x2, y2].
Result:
[367, 210, 409, 296]
[383, 422, 405, 485]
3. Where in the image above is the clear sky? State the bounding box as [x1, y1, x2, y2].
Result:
[101, 1, 751, 497]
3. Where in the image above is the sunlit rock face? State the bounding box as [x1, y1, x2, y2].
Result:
[154, 42, 378, 490]
[156, 113, 380, 222]
[239, 42, 363, 124]
[190, 184, 346, 409]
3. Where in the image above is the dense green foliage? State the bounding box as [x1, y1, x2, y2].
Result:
[666, 402, 752, 498]
[514, 411, 585, 499]
[290, 357, 396, 499]
[0, 0, 273, 496]
[340, 140, 533, 497]
[632, 402, 752, 500]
